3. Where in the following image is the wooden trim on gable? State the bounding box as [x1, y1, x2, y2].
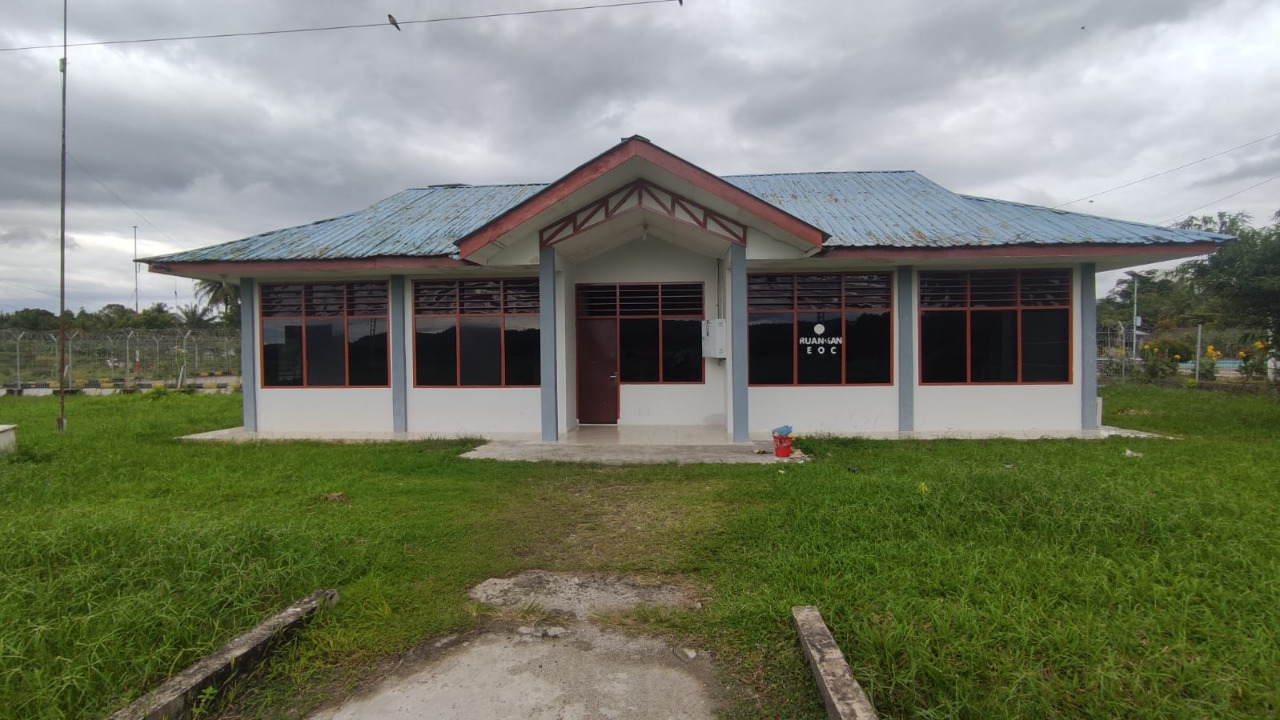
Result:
[456, 136, 827, 260]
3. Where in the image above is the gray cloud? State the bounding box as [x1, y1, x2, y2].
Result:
[1, 0, 1278, 311]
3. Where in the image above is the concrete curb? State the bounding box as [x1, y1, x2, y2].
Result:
[108, 589, 338, 720]
[791, 606, 879, 720]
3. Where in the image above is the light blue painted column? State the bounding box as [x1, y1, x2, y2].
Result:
[1080, 264, 1098, 431]
[539, 248, 559, 442]
[238, 279, 257, 433]
[896, 266, 915, 432]
[390, 275, 408, 434]
[730, 244, 749, 442]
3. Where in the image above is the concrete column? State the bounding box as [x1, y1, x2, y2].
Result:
[896, 266, 915, 432]
[390, 275, 408, 435]
[239, 279, 258, 433]
[540, 248, 559, 442]
[729, 244, 749, 442]
[1080, 264, 1098, 431]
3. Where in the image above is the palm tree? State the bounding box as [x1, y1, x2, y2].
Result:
[194, 279, 239, 314]
[174, 303, 214, 329]
[195, 279, 240, 326]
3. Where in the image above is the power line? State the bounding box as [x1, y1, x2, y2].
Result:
[1052, 129, 1280, 210]
[67, 152, 191, 252]
[944, 128, 1280, 242]
[0, 0, 678, 53]
[1156, 172, 1280, 227]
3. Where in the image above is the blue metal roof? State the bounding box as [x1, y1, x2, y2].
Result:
[146, 171, 1229, 264]
[724, 171, 1231, 247]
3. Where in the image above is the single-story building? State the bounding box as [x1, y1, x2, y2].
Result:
[143, 136, 1229, 441]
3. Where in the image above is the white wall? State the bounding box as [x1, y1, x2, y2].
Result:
[406, 388, 541, 435]
[749, 386, 898, 434]
[912, 385, 1081, 434]
[257, 388, 393, 434]
[573, 236, 728, 427]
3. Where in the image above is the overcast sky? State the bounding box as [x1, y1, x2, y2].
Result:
[2, 0, 1278, 313]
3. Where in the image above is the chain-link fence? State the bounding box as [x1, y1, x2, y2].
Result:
[1, 329, 240, 387]
[1098, 325, 1276, 384]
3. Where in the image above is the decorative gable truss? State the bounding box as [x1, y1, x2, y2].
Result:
[538, 180, 749, 248]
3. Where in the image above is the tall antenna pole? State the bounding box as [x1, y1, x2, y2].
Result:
[57, 0, 68, 433]
[133, 225, 139, 313]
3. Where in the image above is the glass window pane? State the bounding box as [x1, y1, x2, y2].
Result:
[969, 271, 1017, 307]
[260, 285, 303, 317]
[619, 318, 660, 382]
[919, 272, 967, 308]
[503, 316, 541, 386]
[619, 285, 660, 316]
[749, 313, 794, 384]
[576, 285, 617, 317]
[970, 310, 1018, 382]
[748, 275, 794, 311]
[460, 281, 502, 314]
[305, 319, 347, 385]
[415, 317, 457, 386]
[660, 284, 703, 316]
[921, 311, 967, 383]
[796, 276, 842, 310]
[1022, 309, 1070, 382]
[662, 319, 703, 382]
[305, 285, 346, 316]
[796, 312, 843, 384]
[414, 281, 458, 314]
[845, 311, 891, 384]
[1020, 270, 1072, 306]
[347, 317, 388, 386]
[460, 317, 502, 385]
[262, 319, 303, 386]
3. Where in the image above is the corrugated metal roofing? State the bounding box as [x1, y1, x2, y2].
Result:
[146, 171, 1229, 264]
[724, 172, 1231, 247]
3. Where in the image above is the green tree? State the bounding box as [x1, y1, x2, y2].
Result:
[1182, 210, 1280, 360]
[174, 303, 214, 329]
[194, 279, 240, 326]
[135, 302, 178, 329]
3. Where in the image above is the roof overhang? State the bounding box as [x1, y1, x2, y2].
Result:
[455, 136, 828, 264]
[146, 256, 470, 283]
[817, 241, 1223, 271]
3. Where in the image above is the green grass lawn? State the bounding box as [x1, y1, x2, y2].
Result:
[1, 386, 1277, 719]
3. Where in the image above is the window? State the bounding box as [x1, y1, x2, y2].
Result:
[747, 273, 892, 385]
[413, 279, 540, 387]
[260, 283, 389, 387]
[919, 269, 1071, 384]
[576, 283, 704, 383]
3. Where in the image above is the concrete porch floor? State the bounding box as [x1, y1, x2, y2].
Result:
[179, 424, 1160, 465]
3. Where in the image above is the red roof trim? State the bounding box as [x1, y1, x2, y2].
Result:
[456, 137, 828, 259]
[147, 256, 469, 277]
[817, 241, 1222, 261]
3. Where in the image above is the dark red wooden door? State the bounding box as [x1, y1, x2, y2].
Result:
[576, 318, 618, 424]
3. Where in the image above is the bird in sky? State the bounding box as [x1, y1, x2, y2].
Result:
[388, 14, 401, 31]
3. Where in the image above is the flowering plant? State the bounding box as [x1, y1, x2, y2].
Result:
[1239, 340, 1270, 382]
[1198, 344, 1222, 381]
[1139, 342, 1179, 380]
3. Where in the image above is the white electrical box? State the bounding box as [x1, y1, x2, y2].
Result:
[702, 319, 727, 358]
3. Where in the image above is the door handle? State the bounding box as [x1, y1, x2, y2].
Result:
[608, 373, 618, 384]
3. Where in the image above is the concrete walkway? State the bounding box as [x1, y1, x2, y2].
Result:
[308, 572, 721, 720]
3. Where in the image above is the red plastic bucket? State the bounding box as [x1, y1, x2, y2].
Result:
[773, 434, 793, 458]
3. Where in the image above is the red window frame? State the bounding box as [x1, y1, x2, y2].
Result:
[574, 282, 706, 385]
[411, 278, 540, 388]
[258, 282, 390, 388]
[746, 272, 894, 386]
[917, 268, 1074, 385]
